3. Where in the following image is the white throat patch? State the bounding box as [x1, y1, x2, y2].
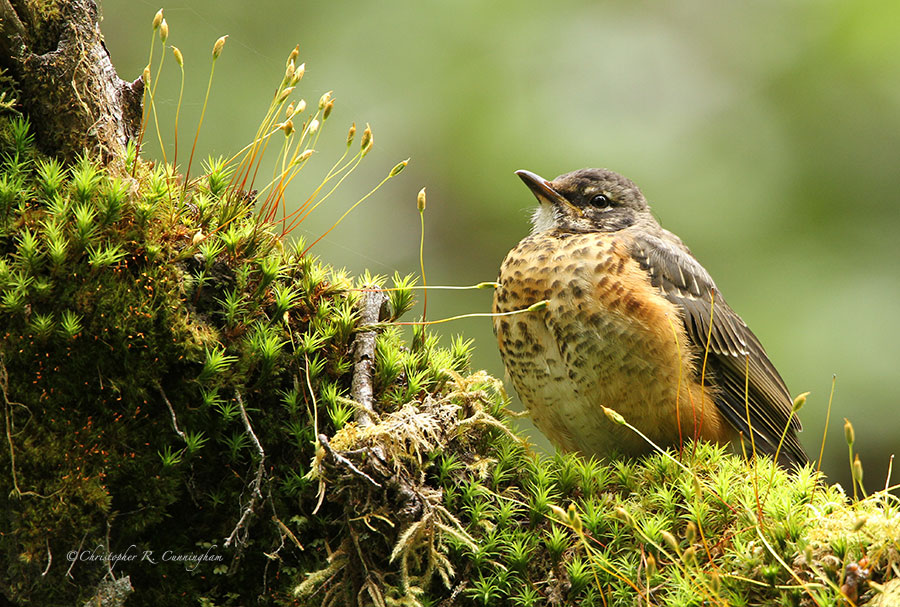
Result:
[530, 204, 559, 234]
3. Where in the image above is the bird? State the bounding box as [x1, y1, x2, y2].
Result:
[492, 168, 807, 468]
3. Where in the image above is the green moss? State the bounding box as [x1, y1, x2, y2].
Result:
[0, 115, 389, 603]
[300, 376, 899, 607]
[1, 115, 506, 605]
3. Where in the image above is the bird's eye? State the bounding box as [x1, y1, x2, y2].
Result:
[589, 194, 611, 208]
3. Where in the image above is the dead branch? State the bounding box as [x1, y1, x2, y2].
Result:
[350, 287, 388, 428]
[224, 390, 266, 550]
[156, 382, 186, 443]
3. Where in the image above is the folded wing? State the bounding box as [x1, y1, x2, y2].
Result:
[630, 232, 807, 467]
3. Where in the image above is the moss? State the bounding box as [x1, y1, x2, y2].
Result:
[0, 114, 409, 604]
[298, 358, 899, 607]
[0, 113, 493, 605]
[20, 0, 67, 55]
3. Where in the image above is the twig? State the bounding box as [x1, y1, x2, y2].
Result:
[67, 532, 87, 578]
[1, 357, 50, 498]
[318, 434, 381, 489]
[438, 577, 469, 607]
[2, 356, 22, 497]
[156, 382, 186, 442]
[350, 286, 387, 428]
[272, 515, 304, 550]
[104, 519, 115, 577]
[225, 390, 266, 549]
[42, 538, 52, 576]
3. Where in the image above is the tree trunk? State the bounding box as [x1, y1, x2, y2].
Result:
[0, 0, 142, 162]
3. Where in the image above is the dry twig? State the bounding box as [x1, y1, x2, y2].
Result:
[225, 390, 267, 549]
[350, 287, 387, 428]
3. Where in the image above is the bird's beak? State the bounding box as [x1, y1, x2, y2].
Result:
[515, 169, 579, 213]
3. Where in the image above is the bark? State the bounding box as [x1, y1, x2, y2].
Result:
[350, 287, 389, 428]
[0, 0, 143, 162]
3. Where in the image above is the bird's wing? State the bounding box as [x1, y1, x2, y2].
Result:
[630, 232, 807, 467]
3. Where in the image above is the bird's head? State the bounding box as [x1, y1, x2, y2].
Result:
[517, 168, 651, 234]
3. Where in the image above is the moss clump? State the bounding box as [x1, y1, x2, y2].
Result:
[0, 113, 474, 605]
[308, 400, 899, 607]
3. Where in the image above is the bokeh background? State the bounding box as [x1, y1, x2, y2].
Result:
[100, 0, 900, 493]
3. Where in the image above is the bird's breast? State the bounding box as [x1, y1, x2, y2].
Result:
[493, 230, 725, 457]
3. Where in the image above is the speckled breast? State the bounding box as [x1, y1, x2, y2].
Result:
[493, 229, 715, 458]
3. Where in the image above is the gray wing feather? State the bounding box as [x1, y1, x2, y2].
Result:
[630, 232, 807, 467]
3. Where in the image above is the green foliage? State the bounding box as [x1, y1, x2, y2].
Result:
[196, 238, 223, 270]
[158, 444, 183, 467]
[215, 288, 244, 328]
[71, 200, 98, 246]
[247, 321, 285, 377]
[9, 115, 34, 157]
[198, 346, 237, 383]
[71, 152, 102, 203]
[544, 524, 569, 562]
[28, 311, 54, 338]
[35, 157, 66, 200]
[0, 171, 23, 213]
[566, 555, 592, 595]
[87, 242, 126, 268]
[99, 177, 128, 225]
[221, 430, 250, 462]
[389, 271, 417, 320]
[257, 254, 282, 291]
[201, 155, 232, 199]
[15, 227, 41, 270]
[301, 386, 897, 607]
[58, 309, 83, 338]
[184, 430, 208, 454]
[1, 282, 27, 315]
[0, 133, 384, 604]
[271, 281, 300, 318]
[44, 221, 69, 268]
[218, 223, 244, 256]
[124, 139, 138, 173]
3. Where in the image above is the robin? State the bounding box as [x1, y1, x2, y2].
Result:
[493, 168, 807, 468]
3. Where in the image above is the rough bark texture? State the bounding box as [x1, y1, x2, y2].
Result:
[0, 0, 143, 162]
[350, 287, 389, 428]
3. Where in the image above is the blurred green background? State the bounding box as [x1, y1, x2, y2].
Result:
[100, 0, 900, 492]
